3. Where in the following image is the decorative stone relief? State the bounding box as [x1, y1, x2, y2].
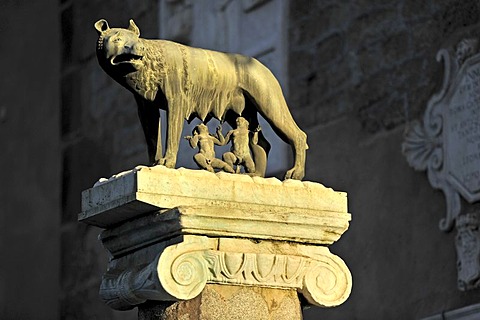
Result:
[100, 258, 167, 310]
[455, 38, 479, 65]
[160, 237, 351, 308]
[456, 212, 480, 290]
[100, 235, 351, 310]
[402, 34, 480, 290]
[402, 36, 480, 231]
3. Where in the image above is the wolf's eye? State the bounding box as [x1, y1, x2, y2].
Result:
[113, 37, 122, 43]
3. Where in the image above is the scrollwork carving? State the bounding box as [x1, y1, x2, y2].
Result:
[100, 260, 167, 310]
[156, 237, 351, 307]
[205, 251, 308, 288]
[402, 120, 442, 172]
[157, 237, 214, 300]
[98, 235, 352, 309]
[300, 252, 352, 307]
[168, 252, 209, 298]
[456, 38, 479, 66]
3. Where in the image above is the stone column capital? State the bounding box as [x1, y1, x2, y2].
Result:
[158, 236, 351, 308]
[99, 235, 351, 310]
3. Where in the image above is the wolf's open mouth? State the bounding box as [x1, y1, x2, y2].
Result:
[111, 53, 143, 65]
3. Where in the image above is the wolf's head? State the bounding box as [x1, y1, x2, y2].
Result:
[94, 19, 145, 68]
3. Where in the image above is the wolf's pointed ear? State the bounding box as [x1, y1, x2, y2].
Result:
[94, 19, 110, 35]
[128, 19, 140, 36]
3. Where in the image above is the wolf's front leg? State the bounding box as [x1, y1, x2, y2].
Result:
[162, 108, 184, 168]
[136, 96, 161, 166]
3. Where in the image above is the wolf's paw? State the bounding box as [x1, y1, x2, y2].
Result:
[284, 166, 305, 180]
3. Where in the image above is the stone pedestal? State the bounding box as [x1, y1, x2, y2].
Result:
[138, 285, 302, 320]
[79, 166, 352, 319]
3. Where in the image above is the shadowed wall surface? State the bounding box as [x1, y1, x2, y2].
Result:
[288, 1, 480, 318]
[0, 1, 60, 319]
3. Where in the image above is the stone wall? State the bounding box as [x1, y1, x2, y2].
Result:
[0, 1, 61, 319]
[288, 1, 480, 319]
[289, 0, 480, 132]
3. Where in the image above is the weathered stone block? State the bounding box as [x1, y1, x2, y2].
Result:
[79, 166, 352, 317]
[80, 166, 349, 234]
[139, 285, 302, 320]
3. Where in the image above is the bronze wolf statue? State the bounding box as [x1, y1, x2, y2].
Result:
[94, 19, 308, 179]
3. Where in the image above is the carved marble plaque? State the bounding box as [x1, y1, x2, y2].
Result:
[403, 37, 480, 232]
[403, 36, 480, 291]
[446, 56, 480, 202]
